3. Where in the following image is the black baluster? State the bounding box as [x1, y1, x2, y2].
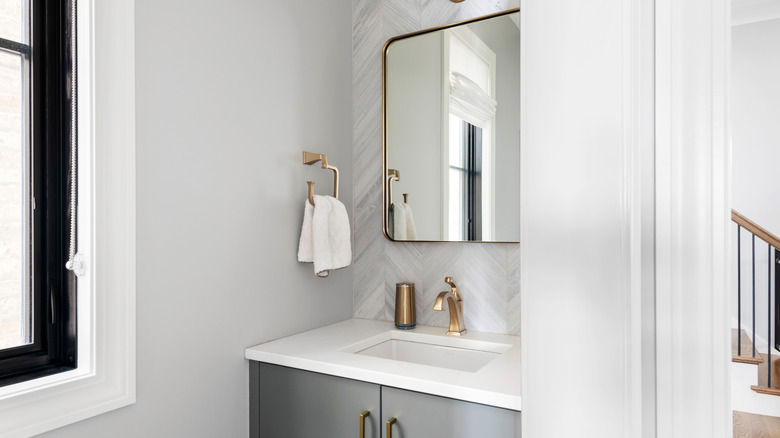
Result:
[769, 243, 772, 389]
[776, 249, 780, 353]
[754, 234, 757, 358]
[738, 225, 742, 356]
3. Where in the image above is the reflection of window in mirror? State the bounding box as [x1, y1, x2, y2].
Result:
[449, 120, 483, 240]
[443, 27, 496, 241]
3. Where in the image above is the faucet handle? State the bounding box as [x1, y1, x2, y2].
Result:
[444, 277, 457, 295]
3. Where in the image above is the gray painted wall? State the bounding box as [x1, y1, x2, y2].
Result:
[40, 0, 353, 436]
[352, 0, 521, 335]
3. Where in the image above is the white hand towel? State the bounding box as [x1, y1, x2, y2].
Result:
[404, 203, 418, 240]
[392, 202, 407, 240]
[298, 195, 352, 277]
[297, 198, 315, 262]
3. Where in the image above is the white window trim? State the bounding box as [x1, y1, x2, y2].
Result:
[0, 0, 136, 436]
[441, 26, 497, 241]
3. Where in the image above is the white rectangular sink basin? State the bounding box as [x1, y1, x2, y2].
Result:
[341, 330, 512, 373]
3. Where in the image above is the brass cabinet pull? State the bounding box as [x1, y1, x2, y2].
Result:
[386, 417, 397, 438]
[359, 411, 370, 438]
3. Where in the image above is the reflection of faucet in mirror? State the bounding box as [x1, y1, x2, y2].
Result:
[433, 277, 467, 336]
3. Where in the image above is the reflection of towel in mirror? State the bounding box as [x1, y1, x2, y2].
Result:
[391, 203, 405, 240]
[297, 195, 352, 277]
[390, 202, 418, 240]
[388, 204, 395, 238]
[404, 203, 418, 240]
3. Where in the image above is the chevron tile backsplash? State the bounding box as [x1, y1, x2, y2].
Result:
[352, 0, 521, 335]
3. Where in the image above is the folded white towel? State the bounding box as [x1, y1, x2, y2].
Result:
[297, 199, 315, 262]
[298, 195, 352, 277]
[392, 202, 407, 240]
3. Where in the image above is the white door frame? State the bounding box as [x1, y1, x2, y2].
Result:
[654, 0, 732, 436]
[518, 0, 654, 436]
[519, 0, 731, 435]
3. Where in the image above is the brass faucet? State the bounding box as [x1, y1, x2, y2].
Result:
[433, 277, 467, 336]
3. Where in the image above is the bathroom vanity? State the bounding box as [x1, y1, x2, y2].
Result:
[246, 9, 524, 436]
[245, 319, 521, 437]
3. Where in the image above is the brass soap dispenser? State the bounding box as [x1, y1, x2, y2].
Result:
[394, 282, 416, 329]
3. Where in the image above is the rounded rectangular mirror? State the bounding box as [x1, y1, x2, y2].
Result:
[383, 9, 520, 243]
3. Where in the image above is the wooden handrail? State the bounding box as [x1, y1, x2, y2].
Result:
[732, 209, 780, 250]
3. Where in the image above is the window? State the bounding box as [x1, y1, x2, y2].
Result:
[0, 1, 134, 435]
[0, 0, 76, 386]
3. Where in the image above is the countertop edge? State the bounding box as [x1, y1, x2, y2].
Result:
[245, 350, 521, 411]
[244, 320, 522, 412]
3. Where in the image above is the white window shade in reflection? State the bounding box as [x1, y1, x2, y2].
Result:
[449, 71, 497, 126]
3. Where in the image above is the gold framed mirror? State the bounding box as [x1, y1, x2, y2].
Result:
[382, 9, 520, 243]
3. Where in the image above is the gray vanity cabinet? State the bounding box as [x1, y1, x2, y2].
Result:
[250, 362, 521, 438]
[381, 387, 521, 438]
[251, 362, 380, 438]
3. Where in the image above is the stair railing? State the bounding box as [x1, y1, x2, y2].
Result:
[732, 209, 778, 391]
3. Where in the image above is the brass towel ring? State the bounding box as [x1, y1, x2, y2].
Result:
[302, 151, 339, 205]
[307, 181, 316, 206]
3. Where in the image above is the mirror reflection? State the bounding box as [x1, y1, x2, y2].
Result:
[384, 10, 521, 242]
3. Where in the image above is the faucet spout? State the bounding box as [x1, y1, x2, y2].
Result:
[432, 278, 467, 336]
[433, 291, 449, 311]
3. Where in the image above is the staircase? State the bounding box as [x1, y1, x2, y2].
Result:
[731, 210, 780, 416]
[733, 328, 764, 366]
[733, 328, 780, 394]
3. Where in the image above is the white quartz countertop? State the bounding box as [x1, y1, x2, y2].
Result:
[244, 318, 521, 411]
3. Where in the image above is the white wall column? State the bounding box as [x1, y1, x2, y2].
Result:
[520, 0, 654, 436]
[654, 0, 732, 436]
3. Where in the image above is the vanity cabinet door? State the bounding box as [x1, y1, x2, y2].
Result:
[380, 387, 521, 438]
[251, 362, 380, 438]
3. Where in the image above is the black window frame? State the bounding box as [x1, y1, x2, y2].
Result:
[450, 120, 483, 241]
[0, 0, 77, 387]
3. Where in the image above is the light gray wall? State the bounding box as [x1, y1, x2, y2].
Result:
[353, 1, 521, 336]
[386, 33, 443, 239]
[732, 18, 780, 237]
[40, 0, 353, 437]
[469, 17, 521, 241]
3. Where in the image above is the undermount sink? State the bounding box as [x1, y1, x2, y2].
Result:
[341, 330, 512, 373]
